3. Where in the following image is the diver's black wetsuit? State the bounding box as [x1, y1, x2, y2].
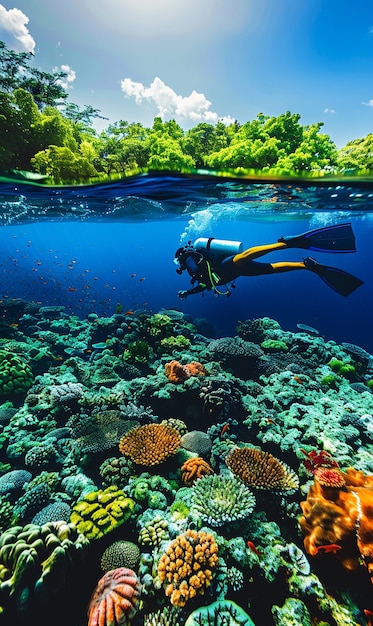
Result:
[175, 224, 364, 298]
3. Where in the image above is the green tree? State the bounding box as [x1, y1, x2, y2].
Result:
[183, 121, 231, 167]
[337, 134, 373, 171]
[31, 145, 97, 183]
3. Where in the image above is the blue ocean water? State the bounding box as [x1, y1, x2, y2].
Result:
[0, 173, 372, 351]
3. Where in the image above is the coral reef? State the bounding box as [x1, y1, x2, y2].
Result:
[181, 457, 214, 486]
[164, 360, 208, 383]
[191, 474, 256, 527]
[101, 540, 141, 573]
[157, 529, 219, 607]
[0, 350, 34, 396]
[119, 423, 181, 466]
[226, 446, 299, 491]
[87, 567, 139, 626]
[70, 486, 135, 539]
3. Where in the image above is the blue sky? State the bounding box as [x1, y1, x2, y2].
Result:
[1, 0, 373, 147]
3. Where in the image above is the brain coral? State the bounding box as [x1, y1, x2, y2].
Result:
[0, 469, 31, 496]
[88, 567, 139, 626]
[70, 486, 135, 540]
[191, 474, 256, 527]
[0, 350, 34, 396]
[226, 447, 299, 492]
[181, 457, 214, 486]
[101, 540, 141, 573]
[69, 411, 139, 454]
[119, 423, 181, 466]
[157, 529, 219, 607]
[0, 521, 89, 617]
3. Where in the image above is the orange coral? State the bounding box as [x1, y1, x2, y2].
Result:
[226, 446, 299, 492]
[165, 360, 208, 383]
[119, 423, 181, 466]
[87, 567, 139, 626]
[157, 529, 218, 607]
[181, 457, 214, 486]
[299, 467, 373, 582]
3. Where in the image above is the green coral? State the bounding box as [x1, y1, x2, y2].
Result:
[185, 600, 256, 626]
[191, 474, 256, 527]
[260, 339, 288, 352]
[0, 350, 34, 396]
[148, 313, 172, 338]
[160, 335, 191, 351]
[70, 485, 135, 539]
[123, 339, 151, 364]
[320, 374, 338, 388]
[327, 358, 355, 379]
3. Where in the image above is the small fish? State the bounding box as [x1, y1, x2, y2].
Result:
[314, 544, 342, 555]
[247, 541, 262, 557]
[9, 323, 19, 328]
[139, 277, 146, 282]
[220, 423, 230, 437]
[296, 323, 319, 336]
[364, 609, 373, 626]
[266, 418, 276, 424]
[124, 310, 134, 315]
[68, 287, 77, 292]
[130, 273, 137, 278]
[293, 376, 304, 384]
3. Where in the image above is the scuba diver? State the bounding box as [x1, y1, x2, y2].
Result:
[174, 223, 364, 299]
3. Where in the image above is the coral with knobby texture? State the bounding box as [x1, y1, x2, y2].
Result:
[144, 606, 181, 626]
[299, 466, 373, 582]
[226, 446, 299, 492]
[0, 469, 31, 496]
[99, 456, 134, 488]
[31, 501, 71, 525]
[101, 540, 141, 573]
[160, 418, 188, 436]
[0, 350, 34, 396]
[0, 521, 89, 617]
[191, 474, 256, 527]
[24, 443, 56, 468]
[207, 337, 264, 360]
[164, 360, 208, 383]
[119, 423, 181, 466]
[70, 486, 135, 540]
[138, 516, 169, 548]
[184, 599, 255, 626]
[157, 529, 219, 607]
[181, 457, 214, 486]
[87, 567, 139, 626]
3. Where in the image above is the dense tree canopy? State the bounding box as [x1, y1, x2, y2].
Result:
[0, 40, 371, 183]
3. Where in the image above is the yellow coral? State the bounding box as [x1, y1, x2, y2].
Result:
[119, 423, 181, 466]
[70, 486, 135, 539]
[157, 529, 218, 607]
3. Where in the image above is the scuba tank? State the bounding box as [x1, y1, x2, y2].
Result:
[194, 237, 243, 262]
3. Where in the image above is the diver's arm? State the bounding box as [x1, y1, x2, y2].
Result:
[178, 284, 206, 298]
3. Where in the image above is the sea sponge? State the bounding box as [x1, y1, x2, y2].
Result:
[181, 457, 214, 486]
[0, 521, 89, 618]
[0, 350, 34, 396]
[87, 567, 139, 626]
[119, 423, 181, 466]
[157, 529, 219, 607]
[70, 486, 135, 540]
[226, 446, 299, 492]
[164, 360, 208, 383]
[191, 474, 256, 527]
[299, 466, 373, 582]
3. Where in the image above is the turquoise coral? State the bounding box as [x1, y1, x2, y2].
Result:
[191, 473, 256, 527]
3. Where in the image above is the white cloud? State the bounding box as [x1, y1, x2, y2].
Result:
[362, 100, 373, 107]
[53, 64, 76, 89]
[0, 4, 35, 53]
[120, 76, 234, 126]
[324, 108, 335, 114]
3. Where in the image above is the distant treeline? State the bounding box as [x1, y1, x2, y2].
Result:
[0, 40, 372, 183]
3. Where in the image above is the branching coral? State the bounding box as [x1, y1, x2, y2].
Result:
[226, 446, 299, 492]
[70, 486, 135, 539]
[88, 567, 139, 626]
[181, 457, 214, 486]
[191, 474, 256, 527]
[119, 423, 181, 466]
[157, 529, 219, 607]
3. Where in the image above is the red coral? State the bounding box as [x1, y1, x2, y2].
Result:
[87, 567, 139, 626]
[165, 360, 208, 383]
[300, 448, 339, 475]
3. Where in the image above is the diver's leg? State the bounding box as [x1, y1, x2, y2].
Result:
[270, 261, 306, 272]
[233, 242, 287, 267]
[234, 259, 306, 276]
